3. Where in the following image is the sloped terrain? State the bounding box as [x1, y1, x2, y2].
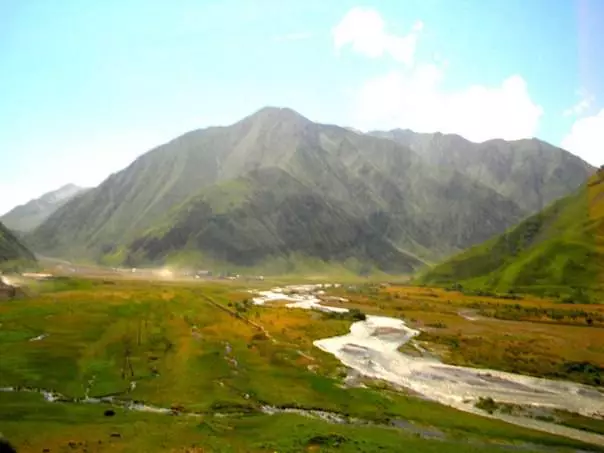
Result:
[126, 168, 424, 273]
[371, 129, 594, 213]
[420, 171, 604, 298]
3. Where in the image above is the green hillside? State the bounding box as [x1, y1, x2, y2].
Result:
[0, 221, 35, 268]
[420, 171, 604, 298]
[124, 167, 425, 273]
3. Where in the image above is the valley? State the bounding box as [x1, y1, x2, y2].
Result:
[2, 271, 604, 451]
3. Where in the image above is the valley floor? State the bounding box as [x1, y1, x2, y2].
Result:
[1, 274, 604, 452]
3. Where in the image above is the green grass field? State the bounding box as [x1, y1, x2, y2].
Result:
[1, 277, 602, 452]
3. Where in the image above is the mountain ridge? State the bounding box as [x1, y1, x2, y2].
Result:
[369, 128, 595, 213]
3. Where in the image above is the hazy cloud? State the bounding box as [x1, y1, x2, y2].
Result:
[563, 91, 595, 117]
[561, 109, 604, 166]
[355, 64, 543, 143]
[333, 7, 423, 65]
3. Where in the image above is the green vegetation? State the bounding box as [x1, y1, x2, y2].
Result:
[473, 398, 604, 436]
[126, 167, 424, 273]
[475, 396, 499, 414]
[0, 277, 599, 452]
[324, 308, 367, 321]
[420, 173, 604, 298]
[0, 392, 573, 453]
[555, 409, 604, 436]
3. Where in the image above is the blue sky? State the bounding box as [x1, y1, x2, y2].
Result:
[1, 0, 603, 214]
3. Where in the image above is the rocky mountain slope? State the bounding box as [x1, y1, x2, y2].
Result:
[370, 129, 594, 213]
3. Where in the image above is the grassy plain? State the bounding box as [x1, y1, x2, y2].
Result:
[0, 276, 602, 452]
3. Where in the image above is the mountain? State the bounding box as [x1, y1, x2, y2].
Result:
[420, 170, 604, 298]
[27, 107, 588, 273]
[0, 221, 35, 265]
[126, 167, 424, 273]
[370, 129, 594, 213]
[1, 184, 89, 233]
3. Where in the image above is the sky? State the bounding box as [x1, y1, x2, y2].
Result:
[1, 0, 603, 215]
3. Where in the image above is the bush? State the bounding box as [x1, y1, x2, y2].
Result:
[475, 396, 498, 414]
[307, 434, 348, 447]
[324, 308, 367, 322]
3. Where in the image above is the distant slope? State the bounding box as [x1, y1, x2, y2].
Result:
[420, 170, 604, 297]
[1, 184, 88, 232]
[370, 129, 594, 213]
[0, 221, 35, 264]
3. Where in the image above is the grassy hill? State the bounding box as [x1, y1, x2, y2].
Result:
[124, 167, 425, 273]
[420, 170, 604, 299]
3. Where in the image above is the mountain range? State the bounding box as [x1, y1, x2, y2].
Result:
[1, 184, 88, 233]
[420, 169, 604, 298]
[24, 107, 595, 273]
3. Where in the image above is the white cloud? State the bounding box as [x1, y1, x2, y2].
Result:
[333, 7, 422, 65]
[561, 109, 604, 166]
[563, 92, 594, 117]
[355, 64, 543, 143]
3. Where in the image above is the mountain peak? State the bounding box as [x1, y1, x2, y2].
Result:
[40, 184, 87, 203]
[245, 106, 311, 125]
